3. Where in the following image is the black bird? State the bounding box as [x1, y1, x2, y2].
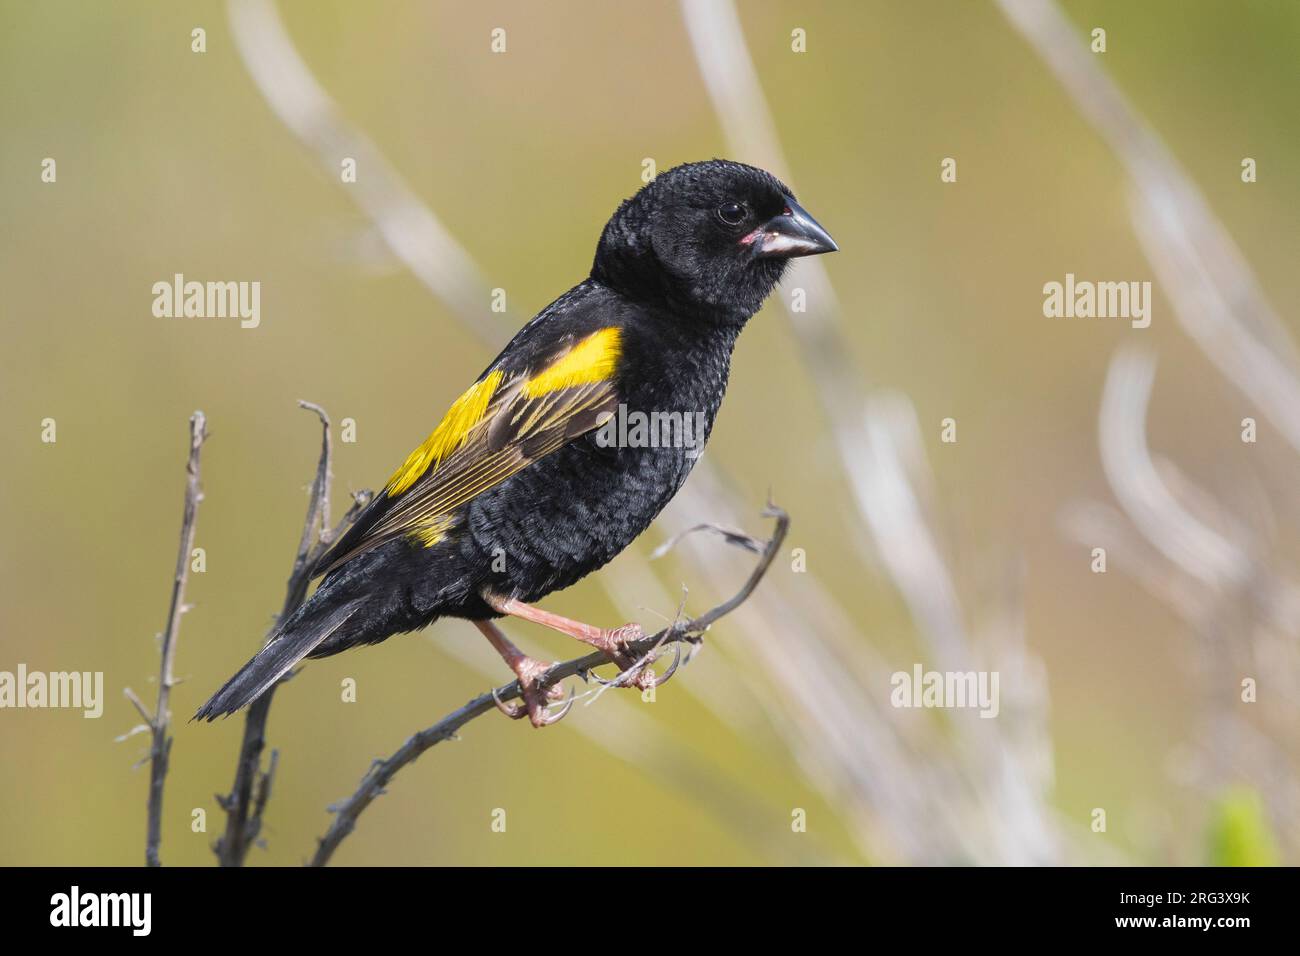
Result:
[196, 159, 836, 726]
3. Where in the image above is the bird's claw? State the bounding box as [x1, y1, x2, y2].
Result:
[645, 639, 684, 687]
[589, 628, 685, 691]
[533, 684, 575, 726]
[493, 658, 572, 728]
[491, 685, 526, 720]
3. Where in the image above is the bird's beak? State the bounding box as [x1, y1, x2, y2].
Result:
[751, 197, 838, 258]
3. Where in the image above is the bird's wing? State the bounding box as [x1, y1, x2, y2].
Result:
[313, 327, 622, 576]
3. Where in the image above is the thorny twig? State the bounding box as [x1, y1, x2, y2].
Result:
[129, 411, 207, 867]
[248, 749, 279, 852]
[307, 504, 789, 867]
[214, 402, 370, 867]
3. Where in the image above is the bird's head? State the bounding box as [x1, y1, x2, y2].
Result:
[591, 159, 837, 324]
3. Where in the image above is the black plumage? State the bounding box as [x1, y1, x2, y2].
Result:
[196, 159, 836, 724]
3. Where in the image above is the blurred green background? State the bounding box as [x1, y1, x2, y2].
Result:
[1, 0, 1297, 866]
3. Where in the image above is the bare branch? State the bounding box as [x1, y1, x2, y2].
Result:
[246, 749, 279, 851]
[310, 488, 373, 562]
[123, 685, 153, 726]
[649, 522, 764, 558]
[214, 402, 369, 867]
[308, 505, 789, 867]
[283, 400, 332, 615]
[143, 411, 208, 868]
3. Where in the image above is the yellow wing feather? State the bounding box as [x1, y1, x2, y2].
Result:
[385, 370, 504, 496]
[521, 328, 621, 398]
[313, 328, 623, 574]
[384, 328, 619, 498]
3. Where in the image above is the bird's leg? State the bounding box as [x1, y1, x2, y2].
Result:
[481, 593, 665, 690]
[473, 620, 572, 728]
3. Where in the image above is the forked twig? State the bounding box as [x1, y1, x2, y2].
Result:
[133, 411, 207, 867]
[214, 402, 369, 867]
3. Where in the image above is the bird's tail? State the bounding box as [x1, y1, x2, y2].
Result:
[193, 593, 366, 721]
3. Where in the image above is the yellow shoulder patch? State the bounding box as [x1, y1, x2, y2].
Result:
[522, 327, 621, 398]
[386, 370, 504, 496]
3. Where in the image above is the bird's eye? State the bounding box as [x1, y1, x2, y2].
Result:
[716, 202, 746, 226]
